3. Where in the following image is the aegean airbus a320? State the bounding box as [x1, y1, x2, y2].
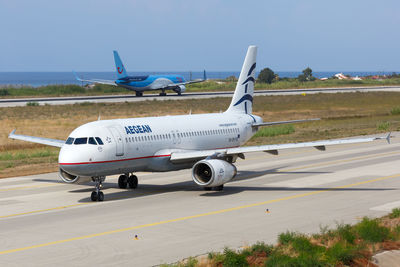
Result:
[10, 46, 389, 201]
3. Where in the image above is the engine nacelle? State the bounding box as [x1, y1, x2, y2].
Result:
[177, 85, 186, 93]
[192, 159, 237, 187]
[59, 168, 91, 184]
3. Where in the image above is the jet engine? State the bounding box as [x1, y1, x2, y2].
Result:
[59, 168, 90, 184]
[192, 159, 237, 187]
[177, 85, 186, 93]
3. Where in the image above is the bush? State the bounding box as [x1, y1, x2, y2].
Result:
[278, 231, 298, 245]
[337, 223, 356, 244]
[26, 102, 39, 106]
[390, 208, 400, 219]
[258, 68, 275, 84]
[0, 89, 9, 96]
[390, 106, 400, 115]
[377, 121, 390, 131]
[356, 217, 391, 243]
[326, 242, 357, 265]
[249, 242, 274, 255]
[222, 248, 248, 267]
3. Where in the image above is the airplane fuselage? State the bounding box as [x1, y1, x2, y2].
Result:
[116, 75, 186, 92]
[59, 113, 262, 177]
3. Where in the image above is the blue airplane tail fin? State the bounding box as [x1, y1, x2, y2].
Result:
[113, 51, 128, 79]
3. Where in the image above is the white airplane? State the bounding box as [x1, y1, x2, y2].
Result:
[9, 46, 389, 201]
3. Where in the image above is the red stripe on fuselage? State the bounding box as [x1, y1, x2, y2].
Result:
[59, 154, 171, 166]
[58, 146, 240, 166]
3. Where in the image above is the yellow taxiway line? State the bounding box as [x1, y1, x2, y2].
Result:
[1, 172, 399, 256]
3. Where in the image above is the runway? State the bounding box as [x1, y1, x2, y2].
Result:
[0, 134, 400, 266]
[1, 86, 400, 107]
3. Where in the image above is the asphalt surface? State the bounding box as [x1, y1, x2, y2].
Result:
[1, 86, 400, 107]
[0, 133, 400, 266]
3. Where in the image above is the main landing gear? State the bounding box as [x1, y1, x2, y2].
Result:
[118, 174, 138, 189]
[159, 90, 167, 96]
[91, 176, 105, 201]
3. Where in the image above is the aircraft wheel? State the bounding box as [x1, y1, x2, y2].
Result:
[118, 175, 128, 189]
[98, 191, 104, 201]
[213, 185, 224, 191]
[204, 187, 212, 191]
[91, 191, 98, 201]
[128, 175, 138, 189]
[159, 92, 167, 96]
[177, 92, 182, 96]
[135, 92, 143, 97]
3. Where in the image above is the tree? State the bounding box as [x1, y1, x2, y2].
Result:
[258, 68, 276, 84]
[298, 67, 315, 82]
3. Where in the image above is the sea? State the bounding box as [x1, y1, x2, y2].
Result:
[0, 71, 395, 87]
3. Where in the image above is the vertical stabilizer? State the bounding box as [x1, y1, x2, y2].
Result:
[226, 46, 257, 114]
[113, 50, 128, 79]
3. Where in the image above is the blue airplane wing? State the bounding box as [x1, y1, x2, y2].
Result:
[73, 71, 117, 86]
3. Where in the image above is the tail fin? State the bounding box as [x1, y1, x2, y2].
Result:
[226, 46, 257, 114]
[113, 50, 128, 79]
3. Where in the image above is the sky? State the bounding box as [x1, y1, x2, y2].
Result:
[1, 0, 400, 72]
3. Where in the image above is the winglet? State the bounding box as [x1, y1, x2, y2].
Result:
[9, 129, 16, 137]
[386, 132, 391, 144]
[203, 70, 207, 81]
[375, 132, 391, 144]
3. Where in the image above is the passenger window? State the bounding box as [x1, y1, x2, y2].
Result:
[74, 137, 87, 145]
[65, 137, 74, 145]
[95, 137, 104, 145]
[88, 137, 97, 145]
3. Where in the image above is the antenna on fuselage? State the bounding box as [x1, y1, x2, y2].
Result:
[98, 112, 101, 121]
[189, 109, 192, 115]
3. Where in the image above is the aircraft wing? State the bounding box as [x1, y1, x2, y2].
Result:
[170, 134, 390, 162]
[9, 130, 65, 148]
[73, 72, 117, 86]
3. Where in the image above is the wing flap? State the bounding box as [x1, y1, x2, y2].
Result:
[9, 130, 64, 148]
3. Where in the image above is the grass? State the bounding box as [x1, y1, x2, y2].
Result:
[1, 91, 400, 178]
[1, 77, 400, 98]
[253, 125, 295, 138]
[167, 208, 400, 266]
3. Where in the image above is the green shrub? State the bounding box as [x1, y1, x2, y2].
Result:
[390, 208, 400, 219]
[278, 231, 298, 245]
[26, 101, 39, 106]
[377, 121, 390, 131]
[253, 125, 295, 138]
[222, 248, 248, 267]
[337, 223, 356, 244]
[0, 89, 9, 96]
[326, 242, 356, 265]
[390, 106, 400, 115]
[356, 217, 391, 243]
[249, 242, 274, 255]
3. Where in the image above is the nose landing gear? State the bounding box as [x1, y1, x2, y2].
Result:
[91, 176, 105, 202]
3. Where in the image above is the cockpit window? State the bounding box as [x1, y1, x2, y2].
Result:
[88, 137, 97, 145]
[65, 137, 74, 145]
[95, 137, 104, 145]
[74, 137, 87, 145]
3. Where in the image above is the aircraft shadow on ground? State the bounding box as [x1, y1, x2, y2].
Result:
[33, 167, 395, 202]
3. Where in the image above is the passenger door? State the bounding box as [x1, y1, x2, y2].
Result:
[108, 127, 124, 156]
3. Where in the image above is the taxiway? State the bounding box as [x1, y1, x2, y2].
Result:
[0, 134, 399, 266]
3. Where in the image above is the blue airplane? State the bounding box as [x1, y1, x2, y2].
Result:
[74, 51, 206, 97]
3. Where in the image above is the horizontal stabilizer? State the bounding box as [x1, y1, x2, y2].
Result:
[252, 118, 320, 127]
